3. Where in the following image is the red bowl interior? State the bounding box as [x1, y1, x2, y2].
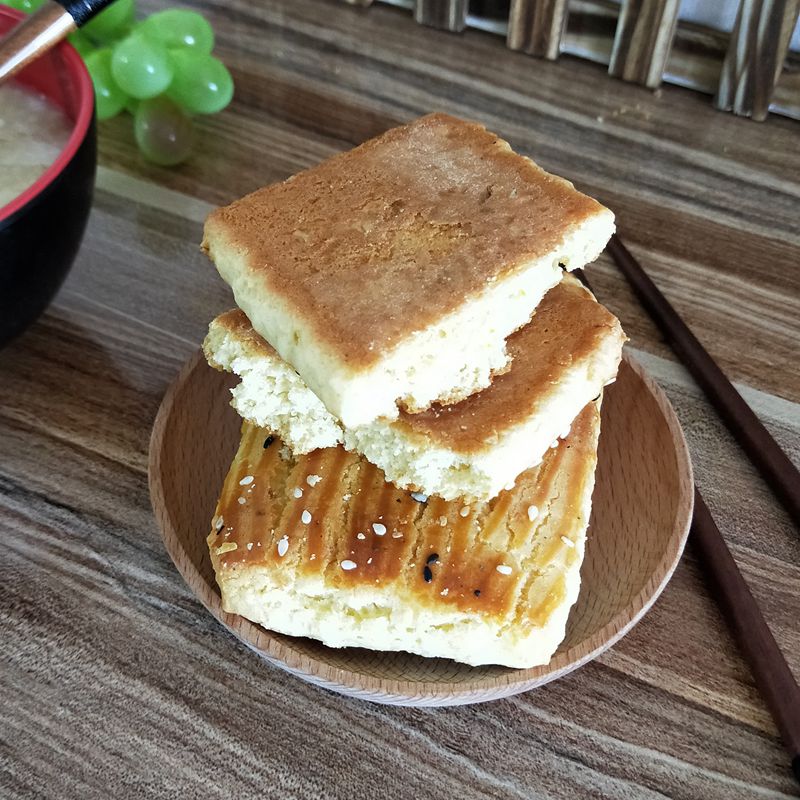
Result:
[0, 5, 94, 222]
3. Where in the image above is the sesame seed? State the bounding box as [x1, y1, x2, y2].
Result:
[293, 487, 303, 498]
[247, 543, 253, 551]
[237, 497, 246, 505]
[342, 493, 352, 502]
[438, 516, 447, 527]
[527, 505, 539, 521]
[214, 542, 237, 554]
[341, 560, 357, 571]
[310, 553, 316, 560]
[423, 566, 433, 582]
[411, 492, 428, 503]
[372, 523, 386, 536]
[256, 542, 262, 547]
[561, 536, 575, 548]
[356, 532, 366, 540]
[301, 510, 312, 524]
[239, 475, 254, 486]
[213, 515, 224, 531]
[367, 557, 373, 564]
[496, 564, 512, 575]
[392, 531, 403, 539]
[306, 474, 322, 486]
[440, 588, 449, 596]
[459, 506, 470, 517]
[276, 536, 289, 557]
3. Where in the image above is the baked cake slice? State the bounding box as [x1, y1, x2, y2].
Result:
[204, 275, 625, 501]
[207, 401, 601, 669]
[202, 113, 615, 428]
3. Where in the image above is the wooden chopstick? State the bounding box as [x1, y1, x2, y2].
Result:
[606, 235, 800, 529]
[692, 488, 800, 784]
[595, 236, 800, 784]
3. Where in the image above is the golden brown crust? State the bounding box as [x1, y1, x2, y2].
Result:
[207, 401, 600, 624]
[397, 275, 624, 451]
[205, 308, 278, 359]
[203, 113, 612, 366]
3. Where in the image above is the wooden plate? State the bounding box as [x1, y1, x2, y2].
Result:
[149, 351, 693, 706]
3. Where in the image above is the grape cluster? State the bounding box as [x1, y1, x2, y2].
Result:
[9, 0, 233, 165]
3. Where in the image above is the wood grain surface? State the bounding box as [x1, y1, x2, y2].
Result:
[1, 0, 799, 796]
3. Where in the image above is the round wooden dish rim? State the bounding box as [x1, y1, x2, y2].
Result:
[149, 350, 694, 705]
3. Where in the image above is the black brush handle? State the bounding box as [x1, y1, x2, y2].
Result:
[55, 0, 114, 26]
[0, 0, 113, 83]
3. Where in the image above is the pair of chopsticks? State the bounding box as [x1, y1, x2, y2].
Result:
[604, 235, 800, 785]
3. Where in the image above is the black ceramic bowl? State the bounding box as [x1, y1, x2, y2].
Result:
[0, 5, 96, 346]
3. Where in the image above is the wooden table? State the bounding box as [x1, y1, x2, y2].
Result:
[2, 1, 799, 797]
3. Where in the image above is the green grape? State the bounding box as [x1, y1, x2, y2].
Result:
[68, 31, 95, 59]
[82, 0, 135, 42]
[5, 0, 45, 12]
[134, 96, 193, 166]
[140, 9, 213, 54]
[167, 52, 233, 115]
[84, 49, 127, 120]
[111, 35, 172, 100]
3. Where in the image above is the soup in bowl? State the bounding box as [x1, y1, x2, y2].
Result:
[0, 5, 96, 346]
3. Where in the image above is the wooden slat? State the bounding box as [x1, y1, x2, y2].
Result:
[714, 0, 800, 121]
[507, 0, 569, 59]
[413, 0, 468, 32]
[607, 0, 681, 87]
